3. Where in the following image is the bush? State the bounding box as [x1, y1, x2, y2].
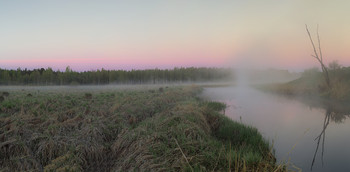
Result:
[301, 67, 320, 78]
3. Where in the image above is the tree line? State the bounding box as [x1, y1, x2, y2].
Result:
[0, 67, 232, 85]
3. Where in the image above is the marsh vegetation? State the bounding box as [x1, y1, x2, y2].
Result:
[0, 85, 283, 171]
[261, 64, 350, 101]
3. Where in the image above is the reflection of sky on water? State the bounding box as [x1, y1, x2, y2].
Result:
[202, 87, 350, 172]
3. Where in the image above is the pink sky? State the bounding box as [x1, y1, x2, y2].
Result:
[1, 1, 350, 71]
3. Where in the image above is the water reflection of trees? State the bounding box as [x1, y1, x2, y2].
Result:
[310, 103, 350, 171]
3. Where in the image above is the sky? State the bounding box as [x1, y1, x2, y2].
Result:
[0, 0, 350, 71]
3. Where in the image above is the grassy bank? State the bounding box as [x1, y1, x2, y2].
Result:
[0, 86, 283, 171]
[260, 67, 350, 101]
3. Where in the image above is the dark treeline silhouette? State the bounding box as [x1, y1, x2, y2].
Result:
[0, 66, 232, 85]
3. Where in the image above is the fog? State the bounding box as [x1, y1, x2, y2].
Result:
[233, 68, 301, 86]
[0, 82, 232, 93]
[201, 75, 350, 172]
[1, 66, 347, 172]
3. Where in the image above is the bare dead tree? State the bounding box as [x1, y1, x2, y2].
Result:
[305, 24, 331, 89]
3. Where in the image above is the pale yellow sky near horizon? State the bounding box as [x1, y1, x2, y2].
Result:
[231, 0, 350, 70]
[0, 0, 349, 71]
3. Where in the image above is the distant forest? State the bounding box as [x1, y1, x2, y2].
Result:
[0, 67, 232, 85]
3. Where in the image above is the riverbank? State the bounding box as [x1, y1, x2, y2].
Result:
[258, 71, 350, 102]
[202, 86, 350, 172]
[0, 85, 283, 171]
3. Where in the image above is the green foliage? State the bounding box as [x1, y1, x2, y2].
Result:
[0, 113, 10, 118]
[84, 93, 92, 99]
[213, 114, 269, 163]
[329, 60, 342, 71]
[301, 67, 320, 78]
[1, 100, 16, 109]
[205, 101, 227, 111]
[263, 66, 350, 101]
[0, 86, 282, 171]
[0, 67, 232, 85]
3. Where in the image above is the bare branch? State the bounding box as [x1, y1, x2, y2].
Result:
[306, 24, 320, 60]
[306, 24, 331, 88]
[312, 55, 323, 65]
[317, 24, 323, 62]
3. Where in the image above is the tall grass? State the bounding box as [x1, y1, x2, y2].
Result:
[0, 86, 285, 171]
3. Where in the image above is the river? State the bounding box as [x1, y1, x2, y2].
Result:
[202, 86, 350, 172]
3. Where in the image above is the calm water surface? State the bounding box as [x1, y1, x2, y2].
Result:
[202, 86, 350, 172]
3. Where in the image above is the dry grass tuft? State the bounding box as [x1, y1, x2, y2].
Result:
[2, 91, 10, 97]
[0, 86, 285, 171]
